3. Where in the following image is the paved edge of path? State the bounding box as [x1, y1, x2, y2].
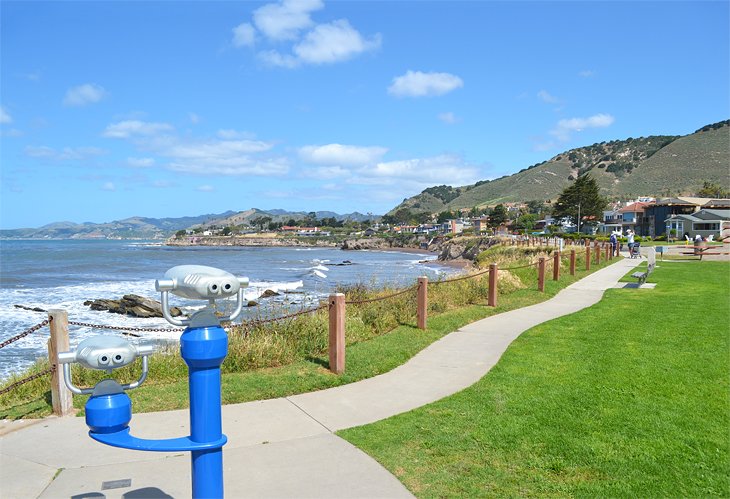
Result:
[0, 256, 642, 499]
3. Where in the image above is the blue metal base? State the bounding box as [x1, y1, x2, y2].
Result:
[90, 427, 227, 452]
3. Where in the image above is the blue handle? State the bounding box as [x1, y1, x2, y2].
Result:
[90, 427, 227, 452]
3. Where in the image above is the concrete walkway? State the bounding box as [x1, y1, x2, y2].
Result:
[0, 256, 642, 498]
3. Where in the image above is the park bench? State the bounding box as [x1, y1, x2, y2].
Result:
[630, 247, 656, 286]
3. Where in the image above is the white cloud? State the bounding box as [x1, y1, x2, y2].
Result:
[63, 83, 107, 107]
[25, 145, 105, 161]
[104, 120, 288, 178]
[169, 156, 289, 176]
[550, 113, 615, 141]
[438, 112, 459, 125]
[579, 69, 596, 78]
[102, 120, 174, 138]
[537, 90, 559, 104]
[0, 106, 12, 124]
[197, 185, 215, 192]
[166, 139, 274, 159]
[258, 50, 300, 68]
[301, 166, 351, 179]
[232, 22, 256, 47]
[293, 19, 381, 65]
[388, 71, 463, 98]
[217, 129, 257, 140]
[127, 157, 155, 168]
[299, 143, 388, 166]
[355, 154, 482, 188]
[236, 1, 378, 68]
[252, 0, 323, 41]
[101, 182, 116, 191]
[152, 180, 175, 188]
[189, 112, 200, 124]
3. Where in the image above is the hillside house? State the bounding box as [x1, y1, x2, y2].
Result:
[644, 197, 728, 237]
[600, 209, 622, 234]
[619, 202, 651, 235]
[665, 209, 730, 240]
[473, 217, 490, 234]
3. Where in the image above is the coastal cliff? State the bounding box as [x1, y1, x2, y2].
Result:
[167, 234, 500, 266]
[167, 236, 339, 248]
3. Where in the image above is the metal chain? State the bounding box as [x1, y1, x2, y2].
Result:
[0, 319, 51, 350]
[0, 365, 55, 396]
[345, 285, 417, 304]
[229, 304, 327, 332]
[67, 320, 183, 334]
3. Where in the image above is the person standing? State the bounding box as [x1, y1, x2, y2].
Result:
[627, 229, 635, 257]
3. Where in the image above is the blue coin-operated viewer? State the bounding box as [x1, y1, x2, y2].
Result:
[59, 265, 249, 499]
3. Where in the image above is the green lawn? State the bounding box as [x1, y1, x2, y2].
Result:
[340, 261, 730, 497]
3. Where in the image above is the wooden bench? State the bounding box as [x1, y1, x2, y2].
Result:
[630, 247, 656, 286]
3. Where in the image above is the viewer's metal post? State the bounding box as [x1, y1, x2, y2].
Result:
[48, 309, 73, 416]
[585, 245, 591, 270]
[328, 293, 345, 374]
[417, 276, 428, 330]
[537, 257, 546, 292]
[553, 251, 560, 281]
[488, 263, 498, 307]
[570, 249, 576, 275]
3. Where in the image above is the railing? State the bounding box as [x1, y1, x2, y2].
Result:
[0, 240, 620, 416]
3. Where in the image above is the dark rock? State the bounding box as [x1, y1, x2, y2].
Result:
[247, 300, 258, 307]
[84, 294, 182, 318]
[260, 289, 280, 298]
[14, 304, 47, 313]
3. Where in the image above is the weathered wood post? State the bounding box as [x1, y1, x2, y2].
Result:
[488, 263, 498, 307]
[537, 257, 546, 292]
[595, 243, 601, 264]
[328, 293, 345, 374]
[585, 245, 591, 270]
[417, 276, 428, 330]
[606, 243, 611, 260]
[570, 249, 576, 275]
[48, 309, 73, 416]
[553, 251, 560, 281]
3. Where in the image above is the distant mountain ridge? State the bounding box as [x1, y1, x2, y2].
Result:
[0, 209, 377, 239]
[388, 119, 730, 215]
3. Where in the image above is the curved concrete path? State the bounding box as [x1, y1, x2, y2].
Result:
[0, 256, 641, 498]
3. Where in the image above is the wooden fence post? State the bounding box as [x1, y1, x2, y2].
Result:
[585, 245, 591, 270]
[488, 263, 498, 307]
[606, 243, 611, 260]
[570, 249, 576, 275]
[48, 309, 73, 416]
[328, 294, 345, 374]
[595, 243, 601, 264]
[553, 251, 560, 281]
[537, 257, 546, 292]
[417, 276, 428, 330]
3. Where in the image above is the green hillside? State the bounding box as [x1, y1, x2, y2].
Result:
[389, 120, 730, 215]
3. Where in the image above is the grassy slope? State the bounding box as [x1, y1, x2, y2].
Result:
[615, 126, 730, 198]
[390, 123, 729, 214]
[340, 261, 730, 497]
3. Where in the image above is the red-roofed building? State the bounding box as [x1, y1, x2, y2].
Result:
[618, 202, 650, 235]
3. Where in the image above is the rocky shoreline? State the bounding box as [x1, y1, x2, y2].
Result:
[167, 234, 500, 266]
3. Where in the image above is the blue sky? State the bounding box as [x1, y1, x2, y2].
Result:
[1, 1, 728, 229]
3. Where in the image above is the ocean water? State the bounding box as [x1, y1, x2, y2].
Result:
[0, 239, 453, 380]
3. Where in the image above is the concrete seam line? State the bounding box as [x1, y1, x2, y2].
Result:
[283, 397, 334, 433]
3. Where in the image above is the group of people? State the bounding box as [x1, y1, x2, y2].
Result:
[609, 229, 638, 257]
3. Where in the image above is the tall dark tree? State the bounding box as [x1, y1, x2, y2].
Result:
[553, 173, 607, 233]
[488, 204, 508, 228]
